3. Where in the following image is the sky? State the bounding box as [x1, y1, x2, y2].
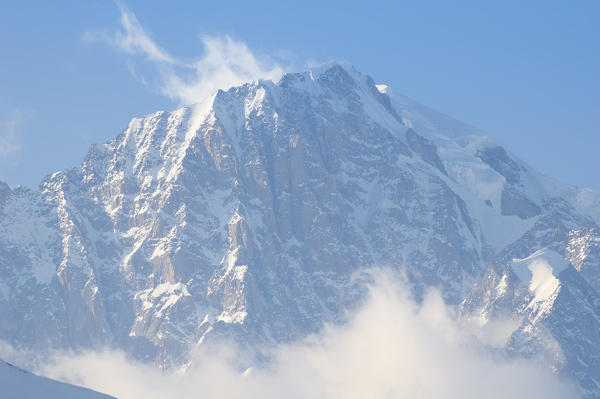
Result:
[0, 0, 598, 189]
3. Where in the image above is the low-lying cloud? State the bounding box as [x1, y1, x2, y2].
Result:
[37, 271, 579, 399]
[84, 2, 285, 105]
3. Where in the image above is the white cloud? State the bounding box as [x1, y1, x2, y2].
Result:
[112, 2, 177, 65]
[37, 270, 579, 399]
[0, 110, 27, 162]
[84, 3, 285, 105]
[161, 36, 285, 105]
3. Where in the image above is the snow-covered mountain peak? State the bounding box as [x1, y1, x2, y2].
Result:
[2, 62, 600, 397]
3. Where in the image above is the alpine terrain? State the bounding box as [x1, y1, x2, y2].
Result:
[1, 63, 599, 396]
[0, 359, 115, 398]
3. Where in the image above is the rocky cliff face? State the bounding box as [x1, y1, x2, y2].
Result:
[1, 63, 599, 396]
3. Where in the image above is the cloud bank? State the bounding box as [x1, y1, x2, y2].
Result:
[84, 3, 285, 105]
[38, 271, 579, 399]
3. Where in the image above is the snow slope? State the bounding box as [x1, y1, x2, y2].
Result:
[0, 360, 115, 399]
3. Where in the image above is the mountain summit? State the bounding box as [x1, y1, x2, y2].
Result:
[1, 63, 599, 396]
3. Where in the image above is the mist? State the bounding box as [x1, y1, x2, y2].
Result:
[37, 270, 579, 399]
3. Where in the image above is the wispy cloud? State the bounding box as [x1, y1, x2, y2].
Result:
[111, 2, 177, 64]
[0, 110, 27, 162]
[161, 36, 285, 105]
[37, 270, 579, 399]
[84, 2, 285, 105]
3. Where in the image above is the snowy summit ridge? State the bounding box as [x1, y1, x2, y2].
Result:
[1, 62, 600, 396]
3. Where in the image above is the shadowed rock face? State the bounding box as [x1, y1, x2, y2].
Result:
[477, 145, 523, 185]
[1, 63, 600, 396]
[406, 129, 447, 175]
[501, 186, 542, 219]
[476, 145, 542, 219]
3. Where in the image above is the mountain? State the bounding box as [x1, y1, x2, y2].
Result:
[1, 62, 599, 396]
[0, 359, 115, 399]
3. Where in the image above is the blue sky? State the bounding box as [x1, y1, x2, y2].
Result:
[1, 0, 598, 189]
